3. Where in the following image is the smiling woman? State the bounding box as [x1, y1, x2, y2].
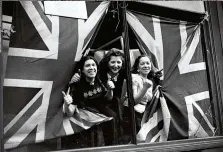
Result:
[62, 55, 121, 147]
[123, 55, 153, 134]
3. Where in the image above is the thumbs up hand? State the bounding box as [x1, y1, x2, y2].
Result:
[69, 69, 81, 84]
[107, 80, 115, 90]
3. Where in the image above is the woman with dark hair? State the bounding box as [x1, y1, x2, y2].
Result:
[64, 56, 114, 115]
[63, 56, 117, 146]
[69, 48, 126, 144]
[124, 54, 153, 132]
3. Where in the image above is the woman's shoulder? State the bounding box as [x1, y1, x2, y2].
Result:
[131, 73, 143, 85]
[131, 73, 141, 80]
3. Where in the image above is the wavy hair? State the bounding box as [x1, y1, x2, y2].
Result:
[131, 54, 156, 79]
[99, 48, 125, 74]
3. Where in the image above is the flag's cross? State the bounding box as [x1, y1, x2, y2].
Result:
[3, 1, 110, 149]
[4, 1, 78, 149]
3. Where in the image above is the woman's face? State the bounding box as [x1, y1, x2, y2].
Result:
[108, 56, 123, 74]
[138, 56, 151, 75]
[82, 59, 97, 78]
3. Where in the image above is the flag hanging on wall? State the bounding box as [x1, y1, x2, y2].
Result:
[3, 1, 110, 149]
[127, 11, 215, 142]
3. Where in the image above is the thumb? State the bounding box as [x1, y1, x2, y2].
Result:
[78, 69, 81, 76]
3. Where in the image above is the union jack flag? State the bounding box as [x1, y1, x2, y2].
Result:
[3, 1, 111, 149]
[126, 11, 215, 142]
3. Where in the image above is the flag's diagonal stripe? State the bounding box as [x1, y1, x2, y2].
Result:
[193, 105, 213, 137]
[150, 128, 164, 142]
[188, 114, 209, 138]
[20, 1, 55, 51]
[4, 80, 53, 149]
[35, 81, 53, 142]
[193, 99, 215, 133]
[82, 1, 109, 38]
[5, 106, 49, 148]
[137, 108, 163, 141]
[9, 1, 59, 59]
[185, 91, 214, 137]
[75, 1, 110, 61]
[38, 1, 44, 11]
[179, 26, 206, 74]
[3, 79, 52, 134]
[33, 1, 52, 33]
[126, 11, 163, 70]
[63, 118, 74, 135]
[4, 89, 43, 134]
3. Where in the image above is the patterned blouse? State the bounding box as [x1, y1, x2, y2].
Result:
[132, 73, 153, 105]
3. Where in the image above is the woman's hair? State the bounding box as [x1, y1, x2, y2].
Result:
[131, 54, 156, 78]
[99, 48, 125, 74]
[70, 56, 106, 95]
[77, 56, 99, 77]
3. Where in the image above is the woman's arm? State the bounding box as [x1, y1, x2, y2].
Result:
[133, 77, 152, 104]
[62, 87, 79, 117]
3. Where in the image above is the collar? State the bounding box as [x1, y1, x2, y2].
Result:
[107, 73, 119, 82]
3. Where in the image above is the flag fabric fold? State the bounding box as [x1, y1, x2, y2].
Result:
[127, 10, 215, 142]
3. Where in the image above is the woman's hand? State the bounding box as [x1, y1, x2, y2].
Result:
[105, 81, 115, 101]
[107, 80, 115, 90]
[143, 78, 152, 89]
[69, 70, 81, 84]
[62, 87, 73, 105]
[62, 87, 79, 116]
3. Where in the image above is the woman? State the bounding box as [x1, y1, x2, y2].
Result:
[125, 54, 153, 132]
[64, 56, 114, 114]
[99, 48, 125, 99]
[69, 48, 126, 144]
[63, 56, 119, 146]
